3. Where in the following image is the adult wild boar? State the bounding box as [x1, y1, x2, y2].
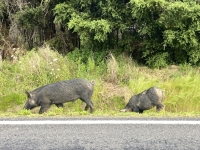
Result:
[121, 87, 165, 113]
[24, 78, 94, 114]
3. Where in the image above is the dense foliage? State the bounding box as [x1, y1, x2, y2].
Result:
[0, 0, 200, 68]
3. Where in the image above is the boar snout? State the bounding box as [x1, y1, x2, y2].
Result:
[24, 99, 37, 110]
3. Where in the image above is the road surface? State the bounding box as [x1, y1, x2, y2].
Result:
[0, 118, 200, 150]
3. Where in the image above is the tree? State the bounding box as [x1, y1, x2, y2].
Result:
[130, 0, 200, 68]
[54, 0, 132, 51]
[1, 0, 200, 68]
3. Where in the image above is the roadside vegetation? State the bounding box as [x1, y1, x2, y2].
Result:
[0, 0, 200, 117]
[0, 45, 200, 117]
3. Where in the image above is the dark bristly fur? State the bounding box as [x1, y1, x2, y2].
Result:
[121, 87, 165, 113]
[24, 78, 94, 114]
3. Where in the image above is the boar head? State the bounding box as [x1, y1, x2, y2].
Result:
[24, 91, 38, 110]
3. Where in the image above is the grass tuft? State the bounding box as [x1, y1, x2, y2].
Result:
[0, 45, 200, 117]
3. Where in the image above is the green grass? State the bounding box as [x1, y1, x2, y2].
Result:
[0, 45, 200, 117]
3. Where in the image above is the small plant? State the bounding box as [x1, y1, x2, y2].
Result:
[105, 53, 119, 83]
[18, 109, 32, 115]
[0, 45, 200, 117]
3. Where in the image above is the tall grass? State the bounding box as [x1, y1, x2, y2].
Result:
[0, 45, 200, 117]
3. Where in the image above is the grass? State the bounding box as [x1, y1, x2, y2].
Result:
[0, 45, 200, 118]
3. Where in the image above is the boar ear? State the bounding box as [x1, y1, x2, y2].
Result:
[25, 91, 31, 98]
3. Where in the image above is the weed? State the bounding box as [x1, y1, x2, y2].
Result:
[0, 45, 200, 117]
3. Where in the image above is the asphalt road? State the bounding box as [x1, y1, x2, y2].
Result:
[0, 118, 200, 150]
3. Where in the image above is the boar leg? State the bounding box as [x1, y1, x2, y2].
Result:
[138, 109, 144, 114]
[156, 103, 164, 111]
[84, 101, 94, 113]
[134, 106, 143, 114]
[131, 106, 141, 113]
[55, 103, 64, 108]
[39, 104, 51, 114]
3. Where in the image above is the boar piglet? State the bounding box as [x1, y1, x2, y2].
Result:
[121, 87, 165, 114]
[24, 78, 94, 114]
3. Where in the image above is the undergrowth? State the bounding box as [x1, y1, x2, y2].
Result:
[0, 45, 200, 117]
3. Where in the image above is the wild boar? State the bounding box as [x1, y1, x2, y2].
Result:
[24, 78, 94, 114]
[121, 87, 165, 113]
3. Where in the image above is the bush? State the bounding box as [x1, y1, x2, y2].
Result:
[0, 45, 200, 116]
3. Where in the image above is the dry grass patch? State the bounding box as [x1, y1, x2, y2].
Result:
[101, 82, 133, 103]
